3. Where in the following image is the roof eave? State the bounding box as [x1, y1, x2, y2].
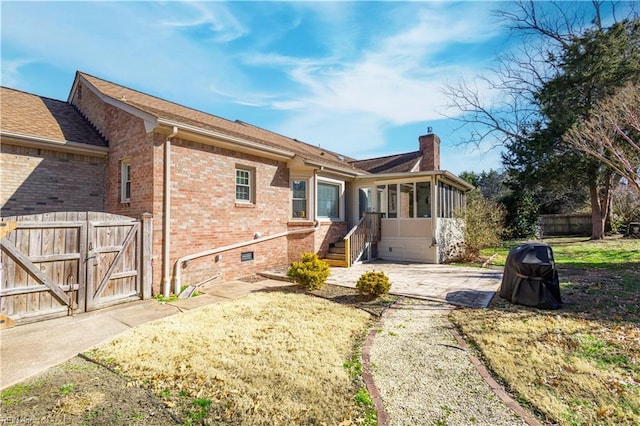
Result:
[157, 119, 295, 161]
[302, 158, 369, 178]
[0, 130, 109, 158]
[356, 170, 474, 190]
[70, 73, 159, 133]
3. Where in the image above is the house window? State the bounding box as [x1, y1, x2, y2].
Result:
[235, 168, 253, 203]
[120, 159, 131, 203]
[317, 181, 341, 220]
[291, 180, 307, 219]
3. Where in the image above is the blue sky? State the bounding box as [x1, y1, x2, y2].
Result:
[0, 1, 629, 174]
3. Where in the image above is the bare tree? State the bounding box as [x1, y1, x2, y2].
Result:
[443, 1, 639, 240]
[564, 83, 640, 190]
[444, 1, 606, 148]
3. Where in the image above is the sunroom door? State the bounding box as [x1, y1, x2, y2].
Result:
[358, 187, 372, 219]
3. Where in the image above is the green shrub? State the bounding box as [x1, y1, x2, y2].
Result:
[356, 271, 391, 296]
[287, 252, 330, 290]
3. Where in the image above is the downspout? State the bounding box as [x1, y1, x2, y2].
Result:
[173, 222, 320, 291]
[163, 126, 178, 297]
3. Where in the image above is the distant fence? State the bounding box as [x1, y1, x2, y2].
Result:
[539, 214, 592, 236]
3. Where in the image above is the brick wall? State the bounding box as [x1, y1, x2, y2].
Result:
[162, 139, 292, 289]
[70, 83, 156, 218]
[0, 144, 105, 216]
[287, 221, 317, 262]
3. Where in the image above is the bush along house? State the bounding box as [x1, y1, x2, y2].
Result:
[1, 71, 472, 304]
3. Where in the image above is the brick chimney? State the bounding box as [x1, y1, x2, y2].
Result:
[418, 128, 440, 171]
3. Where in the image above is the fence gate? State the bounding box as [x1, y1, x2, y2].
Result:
[0, 212, 151, 325]
[85, 217, 141, 311]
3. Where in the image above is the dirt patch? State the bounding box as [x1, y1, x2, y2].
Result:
[0, 356, 177, 425]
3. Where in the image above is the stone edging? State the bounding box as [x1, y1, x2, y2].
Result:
[361, 326, 390, 426]
[445, 313, 544, 426]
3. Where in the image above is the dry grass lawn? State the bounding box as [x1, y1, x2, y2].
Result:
[87, 291, 373, 425]
[452, 237, 640, 425]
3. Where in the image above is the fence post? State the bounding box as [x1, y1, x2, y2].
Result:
[141, 213, 153, 299]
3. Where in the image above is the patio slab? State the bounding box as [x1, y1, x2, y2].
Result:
[262, 262, 503, 308]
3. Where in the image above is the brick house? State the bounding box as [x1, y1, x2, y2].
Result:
[1, 71, 472, 297]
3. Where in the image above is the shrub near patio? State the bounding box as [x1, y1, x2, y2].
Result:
[356, 271, 391, 297]
[287, 252, 330, 290]
[451, 237, 640, 425]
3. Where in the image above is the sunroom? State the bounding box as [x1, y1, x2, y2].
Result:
[347, 171, 473, 265]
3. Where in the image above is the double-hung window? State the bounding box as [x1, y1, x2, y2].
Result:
[235, 168, 252, 203]
[317, 180, 342, 220]
[291, 180, 308, 219]
[120, 159, 131, 203]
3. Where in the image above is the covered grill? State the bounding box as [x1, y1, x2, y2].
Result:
[499, 242, 562, 310]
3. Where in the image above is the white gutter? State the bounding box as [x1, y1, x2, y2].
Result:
[157, 118, 295, 160]
[0, 131, 109, 157]
[163, 126, 178, 297]
[304, 160, 366, 178]
[173, 221, 320, 292]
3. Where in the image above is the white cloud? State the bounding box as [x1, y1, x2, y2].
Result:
[252, 2, 506, 158]
[160, 1, 248, 43]
[0, 59, 33, 88]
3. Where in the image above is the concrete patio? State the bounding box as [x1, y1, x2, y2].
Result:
[263, 261, 503, 308]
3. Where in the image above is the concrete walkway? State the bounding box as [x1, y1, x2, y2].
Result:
[0, 279, 291, 390]
[264, 261, 503, 308]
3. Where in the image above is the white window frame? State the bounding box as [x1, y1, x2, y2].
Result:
[316, 177, 344, 221]
[291, 178, 309, 220]
[235, 167, 253, 204]
[374, 178, 434, 219]
[120, 159, 131, 203]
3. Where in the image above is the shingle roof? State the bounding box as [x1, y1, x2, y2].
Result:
[0, 86, 106, 147]
[350, 151, 422, 174]
[77, 72, 359, 171]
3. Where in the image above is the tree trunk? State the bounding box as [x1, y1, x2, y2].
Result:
[589, 169, 613, 240]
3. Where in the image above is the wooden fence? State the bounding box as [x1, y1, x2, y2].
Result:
[0, 212, 152, 325]
[539, 214, 592, 236]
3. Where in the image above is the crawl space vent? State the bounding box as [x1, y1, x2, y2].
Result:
[241, 251, 254, 262]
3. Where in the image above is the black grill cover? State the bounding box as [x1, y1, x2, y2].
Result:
[499, 243, 562, 310]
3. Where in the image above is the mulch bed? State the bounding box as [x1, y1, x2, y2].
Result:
[238, 274, 398, 317]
